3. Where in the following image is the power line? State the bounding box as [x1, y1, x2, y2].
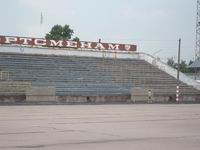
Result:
[101, 38, 178, 42]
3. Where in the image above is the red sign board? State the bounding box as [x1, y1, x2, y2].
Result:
[0, 35, 137, 51]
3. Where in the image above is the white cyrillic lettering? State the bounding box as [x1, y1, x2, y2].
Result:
[80, 42, 92, 49]
[50, 40, 63, 47]
[94, 43, 105, 50]
[34, 39, 46, 46]
[108, 44, 119, 50]
[66, 41, 78, 48]
[5, 37, 17, 44]
[19, 37, 32, 45]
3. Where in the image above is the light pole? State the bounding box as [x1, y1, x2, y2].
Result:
[176, 38, 181, 102]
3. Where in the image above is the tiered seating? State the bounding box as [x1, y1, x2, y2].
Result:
[0, 52, 199, 96]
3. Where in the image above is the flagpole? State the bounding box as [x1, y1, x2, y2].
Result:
[40, 12, 43, 37]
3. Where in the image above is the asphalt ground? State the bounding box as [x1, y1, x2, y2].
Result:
[0, 104, 200, 150]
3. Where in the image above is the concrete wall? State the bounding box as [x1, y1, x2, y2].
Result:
[0, 95, 26, 103]
[26, 86, 56, 102]
[0, 94, 200, 104]
[131, 88, 154, 103]
[57, 95, 130, 103]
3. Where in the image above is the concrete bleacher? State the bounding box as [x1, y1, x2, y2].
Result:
[0, 81, 31, 102]
[0, 52, 199, 102]
[0, 81, 31, 95]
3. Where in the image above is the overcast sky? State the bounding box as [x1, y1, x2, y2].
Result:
[0, 0, 197, 62]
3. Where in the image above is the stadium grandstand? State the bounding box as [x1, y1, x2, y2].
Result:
[0, 35, 200, 103]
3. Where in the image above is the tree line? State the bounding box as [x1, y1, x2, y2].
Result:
[167, 57, 194, 73]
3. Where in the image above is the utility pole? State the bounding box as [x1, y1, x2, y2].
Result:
[196, 0, 200, 59]
[176, 38, 181, 102]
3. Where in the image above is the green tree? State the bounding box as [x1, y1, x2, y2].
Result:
[72, 37, 80, 42]
[188, 60, 195, 73]
[167, 58, 194, 73]
[167, 57, 176, 69]
[45, 24, 75, 40]
[179, 60, 189, 73]
[188, 60, 194, 66]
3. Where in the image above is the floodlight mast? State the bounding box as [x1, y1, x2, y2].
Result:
[196, 0, 200, 60]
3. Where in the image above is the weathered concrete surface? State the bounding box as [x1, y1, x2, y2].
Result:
[26, 86, 56, 102]
[0, 104, 200, 150]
